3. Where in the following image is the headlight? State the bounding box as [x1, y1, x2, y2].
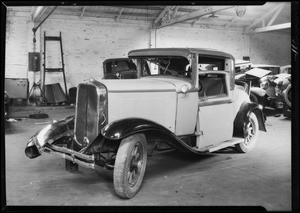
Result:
[275, 86, 283, 96]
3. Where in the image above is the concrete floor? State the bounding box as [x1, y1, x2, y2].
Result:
[4, 106, 292, 210]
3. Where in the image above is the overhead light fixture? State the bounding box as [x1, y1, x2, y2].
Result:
[208, 13, 218, 18]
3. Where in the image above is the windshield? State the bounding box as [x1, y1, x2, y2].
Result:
[133, 56, 191, 79]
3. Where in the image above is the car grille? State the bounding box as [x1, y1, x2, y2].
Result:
[74, 83, 106, 146]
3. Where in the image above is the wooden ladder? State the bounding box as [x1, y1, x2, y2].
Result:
[42, 31, 68, 104]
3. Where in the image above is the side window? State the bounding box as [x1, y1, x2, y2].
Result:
[141, 60, 151, 76]
[198, 73, 227, 99]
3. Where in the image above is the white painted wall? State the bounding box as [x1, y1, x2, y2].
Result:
[154, 26, 250, 60]
[5, 12, 30, 79]
[5, 8, 291, 96]
[249, 33, 291, 66]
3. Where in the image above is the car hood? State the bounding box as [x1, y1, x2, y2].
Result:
[99, 77, 192, 93]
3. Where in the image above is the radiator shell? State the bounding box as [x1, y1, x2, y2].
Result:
[74, 82, 107, 146]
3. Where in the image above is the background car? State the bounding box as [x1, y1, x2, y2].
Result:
[275, 75, 291, 117]
[103, 58, 137, 79]
[235, 59, 252, 74]
[279, 65, 291, 74]
[235, 68, 291, 112]
[4, 91, 10, 119]
[251, 64, 280, 75]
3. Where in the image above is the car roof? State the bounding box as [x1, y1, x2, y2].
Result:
[103, 58, 131, 63]
[245, 68, 272, 78]
[128, 48, 234, 59]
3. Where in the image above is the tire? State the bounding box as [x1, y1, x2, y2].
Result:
[235, 112, 259, 153]
[113, 134, 147, 199]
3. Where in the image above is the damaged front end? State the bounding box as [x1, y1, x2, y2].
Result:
[25, 79, 116, 170]
[25, 115, 75, 159]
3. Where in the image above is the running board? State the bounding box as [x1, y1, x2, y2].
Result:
[195, 137, 244, 153]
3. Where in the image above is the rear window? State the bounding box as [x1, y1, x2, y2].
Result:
[198, 56, 225, 71]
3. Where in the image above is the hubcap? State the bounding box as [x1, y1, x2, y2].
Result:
[128, 142, 143, 187]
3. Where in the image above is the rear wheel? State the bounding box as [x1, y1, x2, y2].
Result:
[113, 134, 147, 199]
[235, 112, 259, 153]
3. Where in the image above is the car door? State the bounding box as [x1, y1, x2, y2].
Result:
[196, 71, 234, 151]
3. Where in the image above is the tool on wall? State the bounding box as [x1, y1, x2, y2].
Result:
[42, 31, 69, 104]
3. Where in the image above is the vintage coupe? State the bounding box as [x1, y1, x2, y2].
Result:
[25, 48, 266, 199]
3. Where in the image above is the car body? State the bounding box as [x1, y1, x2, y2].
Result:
[25, 48, 266, 199]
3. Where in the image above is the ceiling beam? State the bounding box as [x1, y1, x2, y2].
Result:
[172, 6, 179, 18]
[153, 6, 173, 25]
[115, 8, 124, 22]
[267, 4, 285, 27]
[251, 22, 290, 33]
[155, 6, 234, 29]
[191, 16, 204, 27]
[246, 3, 286, 30]
[225, 17, 239, 28]
[80, 6, 86, 18]
[32, 6, 48, 22]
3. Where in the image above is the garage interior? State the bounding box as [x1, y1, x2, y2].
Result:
[2, 2, 297, 211]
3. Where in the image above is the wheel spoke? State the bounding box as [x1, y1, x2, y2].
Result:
[133, 146, 138, 156]
[135, 152, 140, 161]
[137, 160, 142, 171]
[128, 171, 133, 183]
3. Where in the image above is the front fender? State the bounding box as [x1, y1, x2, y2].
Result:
[234, 102, 267, 137]
[250, 87, 266, 97]
[101, 118, 173, 140]
[101, 118, 205, 155]
[25, 115, 75, 158]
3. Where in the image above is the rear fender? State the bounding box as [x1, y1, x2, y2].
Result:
[101, 118, 204, 154]
[233, 102, 266, 137]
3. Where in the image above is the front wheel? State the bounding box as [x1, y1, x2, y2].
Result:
[113, 134, 147, 199]
[235, 112, 259, 153]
